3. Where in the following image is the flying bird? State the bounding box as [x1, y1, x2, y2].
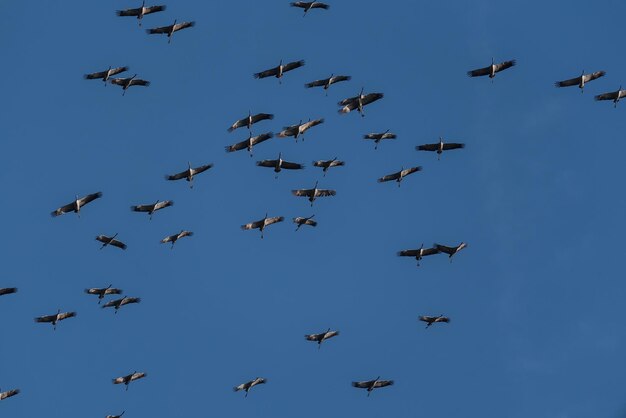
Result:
[305, 328, 338, 348]
[254, 60, 305, 83]
[84, 66, 129, 85]
[106, 412, 125, 418]
[416, 137, 465, 159]
[225, 132, 273, 157]
[51, 192, 102, 217]
[233, 377, 266, 397]
[35, 310, 76, 330]
[419, 315, 450, 328]
[0, 288, 17, 297]
[85, 285, 123, 304]
[312, 158, 344, 176]
[241, 214, 284, 239]
[165, 162, 213, 188]
[290, 2, 329, 16]
[116, 1, 166, 26]
[110, 75, 150, 95]
[397, 244, 440, 266]
[364, 130, 396, 150]
[351, 377, 394, 396]
[293, 215, 317, 231]
[292, 181, 336, 206]
[131, 200, 173, 220]
[555, 70, 606, 92]
[113, 372, 146, 390]
[160, 230, 193, 248]
[434, 242, 467, 262]
[338, 89, 383, 116]
[256, 153, 304, 178]
[467, 58, 516, 79]
[0, 388, 19, 401]
[103, 296, 141, 313]
[595, 86, 626, 107]
[146, 20, 195, 43]
[305, 74, 350, 94]
[278, 118, 324, 142]
[377, 166, 422, 187]
[96, 234, 127, 250]
[228, 112, 274, 132]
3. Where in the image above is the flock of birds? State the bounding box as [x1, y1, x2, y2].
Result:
[3, 0, 623, 414]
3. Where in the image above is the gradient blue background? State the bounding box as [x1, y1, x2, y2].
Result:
[1, 1, 626, 417]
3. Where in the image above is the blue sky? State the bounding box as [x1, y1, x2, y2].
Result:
[1, 1, 626, 417]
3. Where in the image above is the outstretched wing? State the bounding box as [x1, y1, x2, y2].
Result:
[58, 311, 76, 321]
[147, 24, 172, 34]
[84, 70, 108, 79]
[416, 143, 438, 151]
[442, 143, 464, 151]
[494, 60, 516, 73]
[193, 164, 213, 175]
[554, 76, 581, 88]
[0, 287, 17, 296]
[254, 66, 279, 79]
[78, 192, 103, 206]
[256, 159, 278, 168]
[292, 188, 313, 197]
[467, 65, 491, 77]
[378, 172, 400, 183]
[116, 7, 141, 16]
[281, 161, 304, 170]
[401, 166, 422, 177]
[352, 380, 373, 388]
[362, 93, 383, 106]
[251, 132, 273, 145]
[173, 21, 195, 32]
[166, 169, 188, 181]
[251, 113, 274, 123]
[145, 5, 166, 15]
[305, 79, 327, 88]
[241, 220, 263, 230]
[373, 380, 394, 388]
[316, 189, 336, 197]
[283, 60, 305, 72]
[595, 91, 618, 101]
[301, 118, 324, 131]
[585, 70, 606, 82]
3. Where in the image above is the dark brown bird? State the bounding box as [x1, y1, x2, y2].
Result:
[292, 181, 336, 206]
[84, 66, 129, 85]
[305, 74, 350, 94]
[228, 112, 274, 132]
[278, 118, 324, 142]
[364, 130, 396, 150]
[233, 377, 266, 397]
[293, 215, 317, 231]
[35, 310, 76, 330]
[160, 230, 193, 248]
[85, 285, 123, 304]
[117, 1, 166, 26]
[555, 70, 605, 92]
[110, 75, 150, 95]
[51, 192, 102, 217]
[254, 60, 305, 83]
[290, 2, 329, 16]
[103, 296, 141, 313]
[96, 234, 127, 250]
[338, 89, 383, 117]
[312, 158, 344, 176]
[131, 200, 173, 220]
[434, 242, 467, 262]
[106, 411, 125, 418]
[165, 162, 213, 188]
[419, 315, 450, 328]
[113, 372, 146, 390]
[256, 153, 304, 178]
[241, 214, 284, 239]
[352, 377, 394, 396]
[467, 58, 516, 79]
[378, 166, 422, 187]
[417, 137, 465, 159]
[225, 132, 273, 157]
[146, 20, 195, 43]
[397, 244, 439, 266]
[305, 328, 338, 348]
[595, 86, 626, 108]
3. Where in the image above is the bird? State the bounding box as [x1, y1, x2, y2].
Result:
[419, 315, 450, 328]
[116, 1, 166, 26]
[160, 230, 193, 248]
[85, 285, 123, 304]
[0, 388, 19, 401]
[51, 192, 102, 217]
[351, 377, 394, 396]
[34, 310, 76, 330]
[555, 70, 606, 92]
[109, 75, 150, 95]
[256, 153, 304, 178]
[595, 86, 626, 108]
[146, 20, 195, 43]
[364, 130, 396, 150]
[305, 328, 338, 348]
[228, 112, 274, 132]
[241, 214, 284, 239]
[113, 372, 146, 390]
[293, 215, 317, 231]
[312, 158, 344, 176]
[416, 137, 465, 159]
[434, 242, 467, 262]
[0, 288, 18, 297]
[225, 132, 273, 157]
[338, 89, 383, 116]
[305, 74, 350, 94]
[96, 234, 127, 250]
[103, 296, 141, 313]
[278, 118, 324, 142]
[467, 58, 516, 80]
[292, 182, 336, 206]
[397, 244, 440, 266]
[254, 60, 305, 83]
[290, 1, 329, 16]
[84, 66, 129, 85]
[165, 162, 213, 189]
[130, 200, 173, 220]
[377, 166, 422, 187]
[106, 412, 125, 418]
[233, 377, 266, 397]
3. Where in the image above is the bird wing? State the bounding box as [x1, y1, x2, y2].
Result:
[35, 314, 55, 323]
[338, 95, 358, 106]
[251, 132, 273, 145]
[147, 24, 172, 34]
[419, 315, 434, 322]
[324, 330, 338, 339]
[494, 59, 516, 73]
[554, 76, 581, 88]
[417, 143, 438, 151]
[102, 299, 119, 308]
[161, 234, 175, 243]
[331, 75, 350, 83]
[398, 249, 419, 257]
[595, 91, 618, 101]
[154, 200, 174, 210]
[112, 377, 126, 384]
[85, 288, 103, 295]
[0, 287, 17, 296]
[130, 79, 150, 87]
[305, 333, 322, 341]
[585, 70, 606, 82]
[122, 297, 141, 305]
[109, 78, 129, 86]
[192, 164, 213, 175]
[434, 244, 455, 254]
[436, 316, 451, 323]
[301, 118, 324, 131]
[311, 2, 330, 8]
[283, 60, 305, 72]
[116, 7, 141, 16]
[58, 312, 76, 321]
[173, 21, 195, 32]
[378, 172, 400, 183]
[145, 5, 166, 14]
[180, 231, 193, 238]
[105, 288, 123, 295]
[84, 70, 108, 79]
[422, 247, 440, 256]
[256, 159, 278, 168]
[467, 65, 491, 77]
[280, 161, 304, 170]
[316, 189, 336, 197]
[254, 66, 279, 79]
[290, 1, 308, 7]
[166, 170, 188, 181]
[225, 139, 248, 152]
[278, 126, 297, 137]
[401, 166, 422, 177]
[352, 380, 373, 388]
[373, 380, 394, 388]
[292, 188, 313, 197]
[266, 216, 285, 226]
[0, 389, 19, 400]
[109, 66, 129, 76]
[442, 143, 465, 150]
[241, 220, 263, 230]
[78, 192, 103, 206]
[131, 204, 151, 212]
[251, 113, 274, 123]
[305, 79, 327, 88]
[362, 93, 384, 105]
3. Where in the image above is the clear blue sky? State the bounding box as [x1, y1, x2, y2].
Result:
[1, 1, 626, 417]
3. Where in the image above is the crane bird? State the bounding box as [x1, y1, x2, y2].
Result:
[161, 230, 193, 248]
[254, 60, 305, 83]
[338, 89, 383, 116]
[225, 132, 273, 157]
[305, 328, 338, 348]
[131, 200, 173, 220]
[291, 2, 329, 16]
[378, 166, 422, 187]
[313, 158, 344, 176]
[434, 242, 467, 262]
[241, 214, 284, 239]
[292, 182, 336, 206]
[351, 377, 394, 396]
[293, 215, 317, 231]
[110, 75, 150, 95]
[85, 285, 123, 304]
[84, 66, 129, 85]
[165, 162, 213, 189]
[106, 412, 125, 418]
[228, 112, 274, 132]
[146, 20, 195, 43]
[595, 86, 626, 108]
[117, 1, 166, 26]
[233, 377, 266, 397]
[278, 118, 324, 142]
[417, 137, 465, 159]
[103, 296, 141, 313]
[419, 315, 450, 329]
[364, 130, 396, 150]
[467, 58, 516, 80]
[51, 192, 102, 217]
[96, 234, 127, 250]
[0, 288, 17, 297]
[305, 74, 350, 94]
[397, 244, 440, 266]
[113, 372, 146, 390]
[0, 388, 19, 401]
[555, 70, 606, 92]
[34, 310, 76, 330]
[256, 153, 304, 178]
